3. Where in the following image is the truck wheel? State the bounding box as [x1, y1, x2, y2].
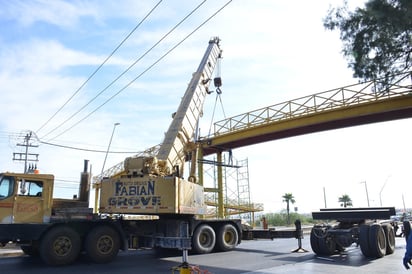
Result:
[382, 224, 395, 255]
[359, 224, 372, 257]
[39, 226, 81, 266]
[369, 224, 386, 258]
[310, 228, 321, 255]
[192, 224, 215, 254]
[85, 225, 120, 264]
[216, 224, 238, 251]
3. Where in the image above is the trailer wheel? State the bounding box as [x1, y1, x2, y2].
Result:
[310, 228, 321, 255]
[192, 224, 216, 254]
[216, 224, 238, 251]
[369, 224, 386, 258]
[359, 224, 372, 257]
[382, 224, 395, 255]
[85, 225, 120, 264]
[318, 236, 336, 255]
[39, 226, 81, 266]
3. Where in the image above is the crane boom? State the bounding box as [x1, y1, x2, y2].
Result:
[156, 37, 222, 176]
[123, 37, 222, 178]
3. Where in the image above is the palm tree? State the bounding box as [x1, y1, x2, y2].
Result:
[282, 193, 296, 225]
[338, 194, 353, 208]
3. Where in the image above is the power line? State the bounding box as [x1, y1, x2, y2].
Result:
[44, 0, 208, 142]
[37, 0, 163, 138]
[39, 140, 139, 154]
[46, 0, 232, 141]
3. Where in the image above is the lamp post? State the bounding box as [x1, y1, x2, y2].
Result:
[94, 123, 119, 214]
[379, 175, 391, 206]
[360, 181, 370, 207]
[101, 122, 120, 175]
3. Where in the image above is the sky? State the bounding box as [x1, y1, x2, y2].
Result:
[0, 0, 411, 215]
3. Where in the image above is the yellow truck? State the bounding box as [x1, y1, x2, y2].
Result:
[0, 38, 243, 266]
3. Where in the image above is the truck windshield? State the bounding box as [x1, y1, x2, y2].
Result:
[0, 176, 14, 199]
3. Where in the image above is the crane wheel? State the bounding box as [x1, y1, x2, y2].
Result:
[382, 224, 395, 255]
[39, 226, 81, 266]
[216, 224, 238, 251]
[192, 224, 215, 254]
[369, 224, 386, 258]
[85, 225, 120, 264]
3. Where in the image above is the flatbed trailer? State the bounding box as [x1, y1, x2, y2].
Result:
[311, 207, 396, 259]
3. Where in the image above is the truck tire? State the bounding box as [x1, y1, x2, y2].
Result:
[85, 225, 120, 264]
[382, 224, 395, 255]
[192, 224, 216, 254]
[310, 228, 321, 255]
[359, 224, 372, 257]
[216, 224, 238, 251]
[39, 226, 81, 266]
[368, 224, 386, 258]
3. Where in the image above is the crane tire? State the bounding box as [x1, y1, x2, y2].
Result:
[39, 226, 81, 266]
[216, 224, 238, 251]
[192, 224, 216, 254]
[369, 224, 386, 258]
[359, 224, 372, 258]
[382, 224, 395, 255]
[85, 225, 120, 264]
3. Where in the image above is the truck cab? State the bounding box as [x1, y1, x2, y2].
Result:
[0, 173, 53, 224]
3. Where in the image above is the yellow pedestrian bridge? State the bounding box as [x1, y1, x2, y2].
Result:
[201, 71, 412, 155]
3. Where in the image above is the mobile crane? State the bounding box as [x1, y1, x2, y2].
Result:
[0, 37, 244, 266]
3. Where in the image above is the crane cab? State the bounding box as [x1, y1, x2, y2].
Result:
[0, 173, 53, 224]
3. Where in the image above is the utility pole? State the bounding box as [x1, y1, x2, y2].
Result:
[13, 131, 39, 173]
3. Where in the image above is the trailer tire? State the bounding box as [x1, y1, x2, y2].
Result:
[192, 224, 216, 254]
[85, 225, 120, 264]
[318, 236, 336, 255]
[369, 224, 386, 258]
[39, 226, 81, 266]
[216, 224, 238, 251]
[382, 224, 395, 255]
[359, 224, 372, 257]
[310, 228, 321, 255]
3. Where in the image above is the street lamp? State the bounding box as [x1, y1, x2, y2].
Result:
[379, 175, 391, 206]
[360, 181, 370, 207]
[101, 122, 120, 175]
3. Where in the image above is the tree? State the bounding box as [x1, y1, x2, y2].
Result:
[282, 193, 296, 225]
[338, 194, 353, 208]
[324, 0, 411, 88]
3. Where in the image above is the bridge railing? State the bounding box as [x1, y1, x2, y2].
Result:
[214, 71, 412, 136]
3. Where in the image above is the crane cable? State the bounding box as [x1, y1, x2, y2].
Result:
[45, 0, 233, 142]
[42, 0, 208, 141]
[37, 0, 163, 138]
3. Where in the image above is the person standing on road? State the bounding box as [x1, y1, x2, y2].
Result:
[404, 233, 412, 269]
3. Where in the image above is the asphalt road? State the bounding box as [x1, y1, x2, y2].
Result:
[0, 237, 408, 273]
